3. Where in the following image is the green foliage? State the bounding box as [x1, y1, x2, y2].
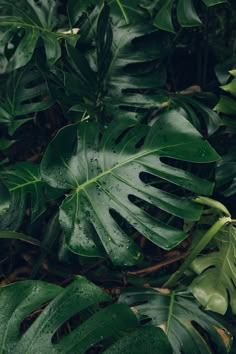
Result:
[215, 69, 236, 115]
[0, 0, 79, 72]
[41, 112, 218, 265]
[191, 223, 236, 315]
[0, 275, 171, 353]
[0, 0, 235, 352]
[62, 3, 168, 121]
[119, 287, 232, 354]
[0, 67, 53, 135]
[153, 0, 227, 32]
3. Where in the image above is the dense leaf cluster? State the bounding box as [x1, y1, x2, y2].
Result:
[0, 0, 235, 353]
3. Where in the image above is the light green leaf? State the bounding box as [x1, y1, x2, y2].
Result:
[191, 223, 236, 315]
[214, 96, 236, 115]
[221, 78, 236, 97]
[41, 111, 219, 265]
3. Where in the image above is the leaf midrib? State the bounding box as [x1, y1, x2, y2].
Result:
[0, 18, 70, 38]
[75, 141, 191, 194]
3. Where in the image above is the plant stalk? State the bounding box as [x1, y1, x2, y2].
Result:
[163, 216, 231, 288]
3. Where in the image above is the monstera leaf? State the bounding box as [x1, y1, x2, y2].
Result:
[0, 162, 47, 227]
[0, 67, 53, 135]
[41, 110, 219, 266]
[0, 276, 171, 354]
[190, 223, 236, 315]
[119, 287, 232, 354]
[0, 0, 79, 72]
[64, 2, 168, 121]
[153, 0, 227, 33]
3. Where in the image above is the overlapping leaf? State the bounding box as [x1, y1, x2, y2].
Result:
[191, 223, 236, 315]
[215, 69, 236, 115]
[153, 0, 227, 33]
[64, 2, 168, 121]
[0, 0, 79, 72]
[0, 275, 171, 354]
[41, 110, 219, 266]
[0, 162, 46, 228]
[119, 287, 232, 354]
[0, 67, 53, 135]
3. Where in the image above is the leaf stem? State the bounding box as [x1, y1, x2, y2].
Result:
[163, 216, 232, 288]
[115, 0, 129, 24]
[193, 196, 231, 217]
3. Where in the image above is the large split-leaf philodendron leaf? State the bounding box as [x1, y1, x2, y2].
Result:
[41, 110, 219, 265]
[0, 275, 171, 354]
[64, 2, 168, 121]
[119, 288, 233, 354]
[190, 223, 236, 315]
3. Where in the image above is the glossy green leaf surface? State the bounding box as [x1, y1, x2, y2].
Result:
[191, 223, 236, 315]
[64, 2, 168, 120]
[104, 327, 172, 354]
[41, 111, 219, 265]
[0, 0, 79, 72]
[119, 288, 232, 354]
[0, 67, 53, 135]
[0, 276, 142, 354]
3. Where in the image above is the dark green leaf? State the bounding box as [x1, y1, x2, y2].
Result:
[0, 67, 53, 135]
[41, 111, 219, 265]
[153, 0, 175, 32]
[0, 162, 47, 224]
[119, 288, 232, 354]
[104, 327, 172, 354]
[0, 230, 42, 247]
[0, 0, 79, 71]
[177, 0, 202, 27]
[0, 180, 10, 215]
[0, 276, 140, 353]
